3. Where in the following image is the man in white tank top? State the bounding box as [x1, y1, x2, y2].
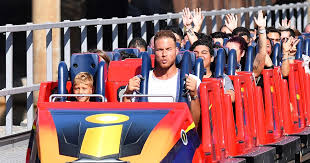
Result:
[123, 30, 201, 126]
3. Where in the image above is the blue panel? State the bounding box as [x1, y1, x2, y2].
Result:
[49, 109, 169, 158]
[70, 53, 99, 81]
[161, 130, 200, 163]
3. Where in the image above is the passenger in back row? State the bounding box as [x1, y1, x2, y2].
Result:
[123, 30, 201, 126]
[191, 39, 235, 102]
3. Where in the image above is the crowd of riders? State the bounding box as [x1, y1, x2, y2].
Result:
[72, 8, 310, 130]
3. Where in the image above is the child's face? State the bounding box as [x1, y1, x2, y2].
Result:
[73, 83, 93, 102]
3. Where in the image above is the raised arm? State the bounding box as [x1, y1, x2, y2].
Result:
[253, 10, 267, 78]
[281, 37, 299, 77]
[182, 8, 199, 44]
[192, 8, 204, 33]
[224, 14, 238, 34]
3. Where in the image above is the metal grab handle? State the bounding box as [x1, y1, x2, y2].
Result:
[120, 94, 175, 102]
[49, 94, 106, 102]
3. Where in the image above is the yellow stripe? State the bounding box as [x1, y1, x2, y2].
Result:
[185, 122, 195, 133]
[80, 125, 122, 158]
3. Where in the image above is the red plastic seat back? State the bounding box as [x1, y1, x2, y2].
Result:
[288, 62, 306, 130]
[261, 69, 283, 140]
[200, 79, 227, 161]
[106, 59, 142, 102]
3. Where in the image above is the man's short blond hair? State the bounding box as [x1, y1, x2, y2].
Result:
[73, 72, 94, 87]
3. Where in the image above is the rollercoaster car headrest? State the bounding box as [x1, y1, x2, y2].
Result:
[58, 62, 69, 101]
[194, 57, 205, 81]
[70, 53, 99, 81]
[176, 51, 196, 69]
[139, 52, 152, 102]
[178, 51, 192, 104]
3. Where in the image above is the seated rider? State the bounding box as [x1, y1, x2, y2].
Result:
[122, 30, 201, 127]
[72, 72, 94, 102]
[191, 39, 235, 102]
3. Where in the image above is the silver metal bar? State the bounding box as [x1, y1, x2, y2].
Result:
[211, 15, 216, 33]
[49, 94, 105, 102]
[140, 15, 147, 41]
[5, 25, 13, 135]
[127, 16, 133, 46]
[267, 10, 272, 27]
[221, 11, 225, 27]
[282, 9, 287, 19]
[154, 14, 160, 34]
[0, 85, 40, 97]
[178, 15, 184, 33]
[167, 13, 173, 26]
[275, 9, 280, 28]
[304, 6, 308, 32]
[241, 11, 246, 27]
[63, 20, 71, 66]
[201, 11, 207, 34]
[0, 2, 308, 33]
[46, 28, 53, 81]
[26, 23, 34, 130]
[297, 7, 302, 32]
[120, 94, 175, 102]
[80, 19, 87, 52]
[112, 17, 118, 50]
[96, 18, 103, 50]
[249, 10, 254, 29]
[289, 8, 295, 30]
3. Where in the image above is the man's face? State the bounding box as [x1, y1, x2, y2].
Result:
[154, 37, 177, 70]
[281, 31, 291, 41]
[194, 45, 213, 69]
[225, 42, 244, 63]
[267, 32, 281, 45]
[73, 83, 93, 102]
[213, 38, 224, 47]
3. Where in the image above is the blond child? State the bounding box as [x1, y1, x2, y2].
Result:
[73, 72, 94, 102]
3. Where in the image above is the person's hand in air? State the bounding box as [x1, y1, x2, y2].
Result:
[225, 13, 238, 32]
[254, 10, 266, 30]
[192, 8, 203, 32]
[182, 8, 193, 29]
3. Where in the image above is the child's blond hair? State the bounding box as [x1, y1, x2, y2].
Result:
[73, 72, 94, 87]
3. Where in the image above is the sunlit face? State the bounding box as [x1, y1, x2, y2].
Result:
[213, 38, 224, 47]
[154, 37, 178, 70]
[73, 83, 93, 102]
[267, 32, 281, 45]
[281, 31, 291, 41]
[194, 45, 213, 69]
[225, 41, 244, 63]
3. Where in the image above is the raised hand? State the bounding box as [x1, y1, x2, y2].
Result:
[282, 37, 300, 55]
[280, 18, 291, 29]
[192, 8, 203, 32]
[254, 10, 266, 29]
[182, 8, 193, 29]
[224, 13, 238, 32]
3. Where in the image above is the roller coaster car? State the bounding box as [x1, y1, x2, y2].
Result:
[26, 53, 203, 163]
